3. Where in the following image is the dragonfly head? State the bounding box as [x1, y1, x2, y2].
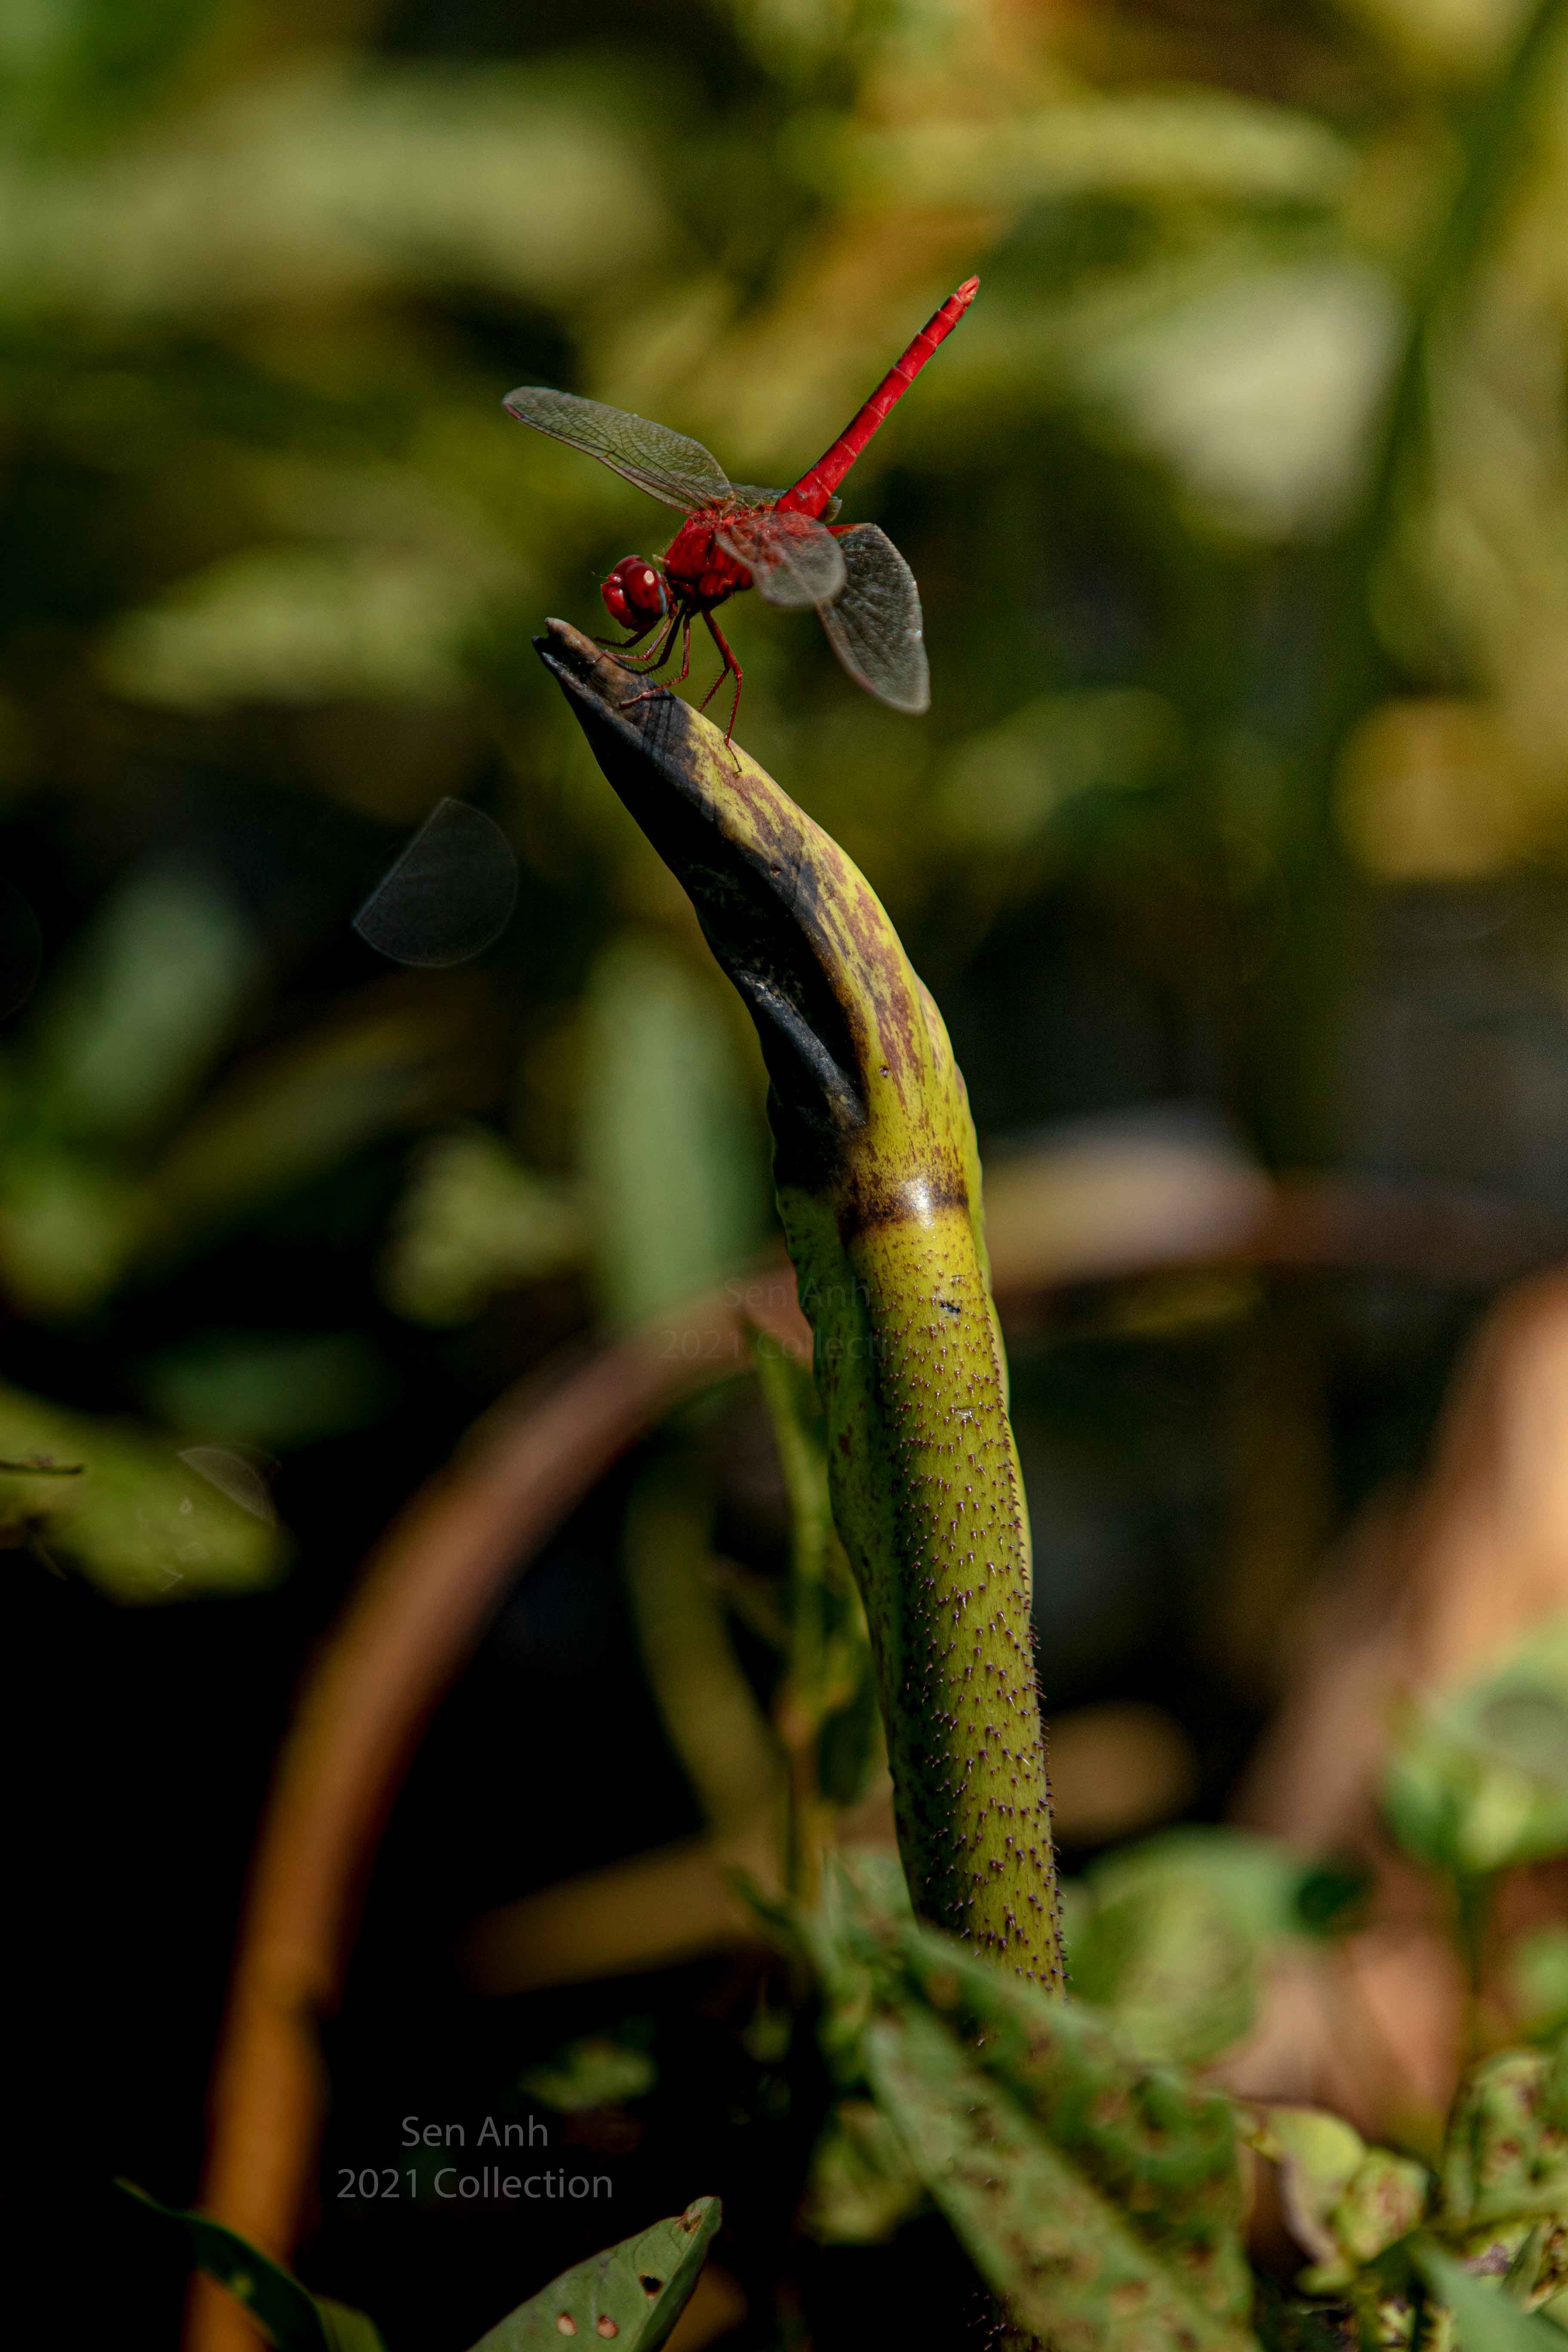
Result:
[601, 557, 668, 631]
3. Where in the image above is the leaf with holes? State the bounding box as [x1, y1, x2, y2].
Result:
[466, 2197, 722, 2352]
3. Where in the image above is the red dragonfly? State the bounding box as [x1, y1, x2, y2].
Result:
[504, 278, 978, 741]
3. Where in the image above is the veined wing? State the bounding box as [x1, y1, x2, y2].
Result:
[717, 508, 846, 609]
[817, 524, 929, 714]
[502, 387, 730, 512]
[729, 487, 842, 520]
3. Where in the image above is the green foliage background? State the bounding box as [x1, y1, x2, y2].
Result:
[6, 0, 1568, 1413]
[12, 1, 1568, 2347]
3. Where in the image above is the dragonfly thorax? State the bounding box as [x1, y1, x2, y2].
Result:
[600, 557, 668, 631]
[662, 509, 753, 612]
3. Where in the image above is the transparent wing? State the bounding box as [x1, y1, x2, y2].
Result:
[716, 508, 846, 609]
[729, 486, 842, 520]
[816, 524, 930, 714]
[502, 387, 730, 512]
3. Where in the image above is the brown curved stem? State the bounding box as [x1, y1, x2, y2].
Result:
[187, 1274, 809, 2352]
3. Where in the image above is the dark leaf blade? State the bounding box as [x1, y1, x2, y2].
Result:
[715, 508, 846, 609]
[115, 2181, 385, 2352]
[502, 387, 730, 512]
[816, 524, 929, 713]
[316, 2305, 390, 2352]
[466, 2196, 722, 2352]
[0, 879, 42, 1017]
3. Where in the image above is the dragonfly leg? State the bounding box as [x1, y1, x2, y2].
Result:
[618, 613, 692, 715]
[607, 609, 680, 672]
[593, 619, 655, 652]
[697, 611, 743, 747]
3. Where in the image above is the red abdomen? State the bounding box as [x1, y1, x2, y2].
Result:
[664, 511, 750, 609]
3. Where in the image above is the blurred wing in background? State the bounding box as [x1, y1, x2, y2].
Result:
[353, 799, 518, 968]
[817, 524, 929, 714]
[502, 387, 732, 511]
[717, 507, 846, 608]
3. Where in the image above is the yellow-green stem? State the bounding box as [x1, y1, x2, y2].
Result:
[537, 622, 1062, 1983]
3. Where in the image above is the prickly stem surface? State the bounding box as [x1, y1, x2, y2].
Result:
[534, 621, 1062, 1981]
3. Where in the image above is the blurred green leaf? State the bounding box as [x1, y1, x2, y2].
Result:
[0, 1378, 285, 1598]
[98, 545, 493, 711]
[1384, 1620, 1568, 1877]
[1411, 2245, 1568, 2352]
[0, 67, 666, 320]
[1255, 2040, 1568, 2322]
[0, 0, 223, 145]
[579, 933, 770, 1329]
[116, 2181, 386, 2352]
[519, 2031, 657, 2113]
[1511, 1929, 1568, 2040]
[936, 688, 1179, 859]
[1069, 1867, 1256, 2067]
[381, 1129, 585, 1325]
[136, 1330, 394, 1449]
[1069, 1828, 1322, 2067]
[842, 92, 1354, 210]
[1439, 2040, 1568, 2239]
[623, 1452, 784, 1842]
[28, 862, 259, 1145]
[1075, 258, 1402, 539]
[141, 989, 497, 1257]
[1252, 2107, 1430, 2292]
[0, 1141, 144, 1317]
[799, 2095, 927, 2244]
[752, 1334, 880, 1820]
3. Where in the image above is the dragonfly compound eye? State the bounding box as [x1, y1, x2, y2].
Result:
[602, 557, 667, 629]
